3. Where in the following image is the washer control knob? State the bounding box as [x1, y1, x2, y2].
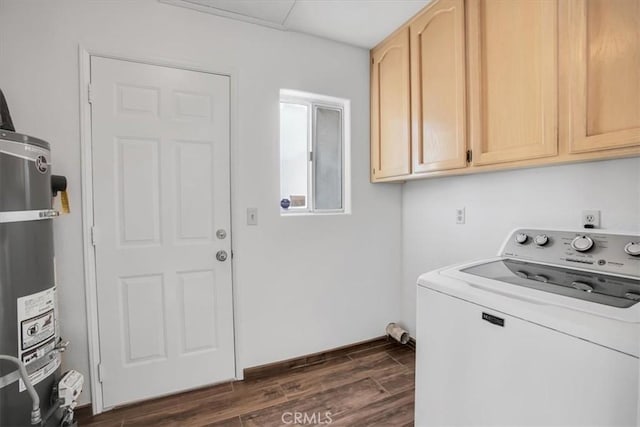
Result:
[534, 234, 549, 246]
[572, 281, 593, 293]
[624, 242, 640, 257]
[571, 235, 594, 252]
[515, 233, 529, 244]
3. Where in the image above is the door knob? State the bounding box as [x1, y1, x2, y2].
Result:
[216, 250, 228, 262]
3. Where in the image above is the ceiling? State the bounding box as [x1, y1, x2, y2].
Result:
[161, 0, 431, 48]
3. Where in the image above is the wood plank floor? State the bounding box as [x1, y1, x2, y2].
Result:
[76, 340, 415, 427]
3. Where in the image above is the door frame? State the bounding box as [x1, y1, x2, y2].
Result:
[78, 46, 240, 415]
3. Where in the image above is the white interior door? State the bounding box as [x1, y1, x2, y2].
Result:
[90, 56, 234, 409]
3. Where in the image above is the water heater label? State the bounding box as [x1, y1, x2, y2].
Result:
[16, 287, 59, 392]
[17, 287, 56, 349]
[21, 310, 55, 350]
[19, 354, 60, 392]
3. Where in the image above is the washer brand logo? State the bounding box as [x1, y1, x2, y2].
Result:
[35, 155, 48, 173]
[282, 411, 333, 425]
[482, 312, 505, 327]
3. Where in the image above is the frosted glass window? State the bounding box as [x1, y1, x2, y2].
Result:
[314, 107, 342, 210]
[279, 89, 350, 215]
[280, 103, 309, 209]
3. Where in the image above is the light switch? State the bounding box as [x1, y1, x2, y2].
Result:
[247, 208, 258, 225]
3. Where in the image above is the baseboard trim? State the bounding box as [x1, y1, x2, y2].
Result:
[407, 336, 416, 350]
[244, 336, 405, 380]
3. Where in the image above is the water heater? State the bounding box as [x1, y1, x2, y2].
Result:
[0, 130, 82, 426]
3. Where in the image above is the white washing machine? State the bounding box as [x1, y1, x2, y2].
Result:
[415, 228, 640, 427]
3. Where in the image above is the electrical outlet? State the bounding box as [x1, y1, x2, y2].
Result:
[456, 207, 465, 224]
[247, 208, 258, 225]
[582, 210, 600, 229]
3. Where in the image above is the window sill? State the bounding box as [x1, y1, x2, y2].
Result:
[280, 210, 351, 217]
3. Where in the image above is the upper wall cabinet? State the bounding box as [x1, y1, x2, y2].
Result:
[370, 28, 411, 180]
[410, 0, 467, 173]
[467, 0, 559, 166]
[370, 0, 640, 183]
[567, 0, 640, 153]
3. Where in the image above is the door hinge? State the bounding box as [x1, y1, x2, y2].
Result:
[309, 151, 313, 162]
[466, 150, 472, 163]
[97, 363, 105, 383]
[372, 168, 376, 175]
[88, 83, 94, 104]
[91, 226, 98, 246]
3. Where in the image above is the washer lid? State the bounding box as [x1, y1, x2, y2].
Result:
[462, 259, 640, 308]
[418, 259, 640, 357]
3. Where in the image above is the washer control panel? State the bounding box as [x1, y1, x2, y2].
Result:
[502, 229, 640, 278]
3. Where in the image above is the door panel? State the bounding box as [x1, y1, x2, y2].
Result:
[121, 274, 167, 363]
[468, 0, 558, 165]
[91, 57, 234, 408]
[178, 270, 218, 353]
[175, 141, 214, 240]
[568, 0, 640, 153]
[411, 0, 467, 173]
[117, 138, 161, 245]
[371, 28, 411, 180]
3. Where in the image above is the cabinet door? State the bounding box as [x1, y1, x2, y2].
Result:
[410, 0, 467, 173]
[468, 0, 558, 165]
[371, 28, 411, 180]
[568, 0, 640, 153]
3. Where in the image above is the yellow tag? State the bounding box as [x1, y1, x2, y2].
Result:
[61, 191, 70, 214]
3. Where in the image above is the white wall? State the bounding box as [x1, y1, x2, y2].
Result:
[401, 158, 640, 334]
[0, 0, 403, 405]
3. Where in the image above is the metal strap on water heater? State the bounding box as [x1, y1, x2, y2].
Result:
[0, 136, 50, 162]
[0, 209, 59, 224]
[0, 343, 65, 389]
[0, 370, 21, 390]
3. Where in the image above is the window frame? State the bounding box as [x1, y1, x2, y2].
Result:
[279, 89, 351, 216]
